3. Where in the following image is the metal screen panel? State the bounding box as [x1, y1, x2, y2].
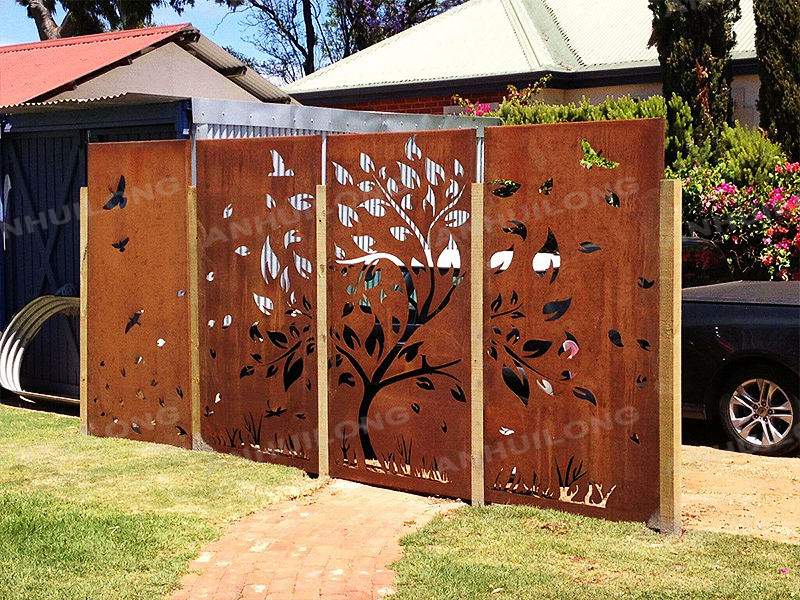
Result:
[196, 136, 322, 470]
[326, 130, 476, 499]
[86, 140, 192, 447]
[483, 120, 664, 521]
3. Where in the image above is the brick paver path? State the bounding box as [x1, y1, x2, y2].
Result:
[170, 479, 460, 600]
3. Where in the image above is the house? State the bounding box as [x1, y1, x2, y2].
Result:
[284, 0, 760, 125]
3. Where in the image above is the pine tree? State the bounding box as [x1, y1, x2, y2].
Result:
[754, 0, 800, 161]
[649, 0, 741, 151]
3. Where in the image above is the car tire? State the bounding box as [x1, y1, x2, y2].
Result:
[719, 365, 800, 457]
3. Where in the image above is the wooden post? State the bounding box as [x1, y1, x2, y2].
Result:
[316, 184, 329, 477]
[80, 187, 89, 435]
[470, 183, 485, 505]
[187, 186, 206, 451]
[658, 179, 682, 535]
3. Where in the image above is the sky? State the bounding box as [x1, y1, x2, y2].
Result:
[0, 0, 255, 53]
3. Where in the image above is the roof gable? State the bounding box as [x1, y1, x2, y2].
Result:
[0, 24, 290, 108]
[0, 24, 190, 106]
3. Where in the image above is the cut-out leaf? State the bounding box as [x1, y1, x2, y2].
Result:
[573, 386, 597, 405]
[579, 241, 601, 253]
[543, 298, 571, 321]
[397, 161, 420, 189]
[579, 139, 619, 170]
[410, 402, 421, 414]
[253, 293, 274, 315]
[339, 372, 356, 387]
[502, 220, 527, 240]
[608, 329, 624, 348]
[536, 379, 554, 396]
[331, 161, 352, 185]
[444, 210, 470, 227]
[502, 364, 530, 405]
[416, 377, 434, 391]
[234, 245, 250, 256]
[223, 203, 233, 218]
[240, 365, 255, 378]
[342, 325, 360, 349]
[249, 322, 264, 342]
[637, 339, 651, 351]
[490, 247, 514, 273]
[605, 189, 620, 207]
[267, 331, 288, 348]
[359, 198, 386, 217]
[399, 341, 422, 362]
[283, 357, 303, 391]
[638, 277, 655, 289]
[522, 339, 552, 358]
[450, 384, 466, 403]
[405, 135, 422, 161]
[491, 179, 521, 198]
[360, 153, 375, 173]
[532, 228, 560, 282]
[636, 375, 648, 389]
[338, 204, 359, 227]
[538, 177, 553, 195]
[289, 194, 314, 210]
[269, 150, 294, 176]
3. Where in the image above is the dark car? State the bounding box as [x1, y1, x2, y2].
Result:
[682, 237, 733, 288]
[682, 281, 800, 456]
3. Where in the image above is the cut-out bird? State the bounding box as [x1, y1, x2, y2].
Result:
[103, 176, 128, 210]
[125, 309, 144, 334]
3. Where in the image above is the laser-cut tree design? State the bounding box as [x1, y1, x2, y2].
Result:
[330, 135, 470, 462]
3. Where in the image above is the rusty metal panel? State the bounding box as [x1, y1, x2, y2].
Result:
[483, 120, 665, 521]
[86, 140, 192, 448]
[326, 130, 476, 499]
[196, 136, 322, 471]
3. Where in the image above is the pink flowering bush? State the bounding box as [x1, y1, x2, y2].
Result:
[683, 162, 800, 280]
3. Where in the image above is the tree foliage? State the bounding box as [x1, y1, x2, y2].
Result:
[648, 0, 741, 150]
[327, 0, 460, 59]
[754, 0, 800, 161]
[218, 0, 460, 82]
[17, 0, 193, 40]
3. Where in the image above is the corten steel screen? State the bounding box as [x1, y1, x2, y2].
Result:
[86, 140, 193, 447]
[482, 120, 665, 521]
[196, 136, 322, 471]
[326, 130, 476, 499]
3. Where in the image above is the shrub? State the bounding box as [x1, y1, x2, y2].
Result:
[648, 0, 741, 149]
[717, 123, 787, 187]
[754, 0, 800, 161]
[677, 162, 799, 280]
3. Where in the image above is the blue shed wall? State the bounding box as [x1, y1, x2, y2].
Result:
[0, 101, 190, 397]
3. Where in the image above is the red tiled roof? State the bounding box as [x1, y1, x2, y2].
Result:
[0, 24, 192, 107]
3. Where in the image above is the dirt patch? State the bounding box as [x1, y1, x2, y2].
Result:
[683, 444, 800, 544]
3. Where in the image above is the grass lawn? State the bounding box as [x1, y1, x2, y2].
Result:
[393, 505, 800, 600]
[0, 404, 321, 600]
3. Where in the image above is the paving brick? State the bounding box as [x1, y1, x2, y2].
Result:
[168, 479, 460, 600]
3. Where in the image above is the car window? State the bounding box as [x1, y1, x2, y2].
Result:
[682, 240, 733, 288]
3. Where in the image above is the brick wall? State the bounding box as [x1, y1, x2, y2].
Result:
[303, 90, 508, 114]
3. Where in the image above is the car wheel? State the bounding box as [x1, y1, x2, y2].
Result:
[719, 366, 800, 456]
